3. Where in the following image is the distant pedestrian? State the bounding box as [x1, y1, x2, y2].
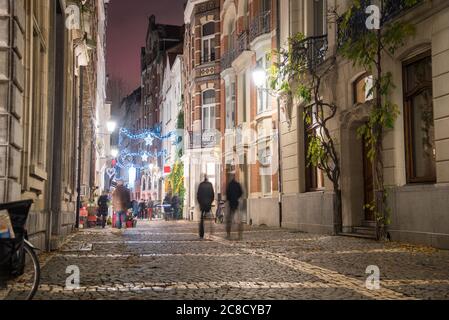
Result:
[112, 180, 131, 230]
[97, 191, 109, 228]
[132, 200, 139, 218]
[163, 193, 173, 221]
[138, 200, 146, 220]
[171, 194, 180, 220]
[197, 175, 215, 239]
[225, 173, 243, 240]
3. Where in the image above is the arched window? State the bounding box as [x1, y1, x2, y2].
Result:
[202, 90, 216, 130]
[202, 22, 216, 63]
[353, 74, 374, 104]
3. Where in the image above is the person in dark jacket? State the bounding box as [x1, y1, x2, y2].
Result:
[138, 200, 146, 220]
[197, 176, 215, 239]
[171, 194, 180, 220]
[225, 174, 243, 240]
[97, 192, 110, 228]
[163, 193, 173, 221]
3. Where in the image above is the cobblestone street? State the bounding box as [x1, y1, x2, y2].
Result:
[3, 220, 449, 300]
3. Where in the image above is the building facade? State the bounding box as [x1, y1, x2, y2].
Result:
[140, 15, 183, 203]
[160, 47, 184, 200]
[183, 0, 222, 221]
[277, 0, 449, 248]
[0, 0, 108, 250]
[219, 0, 280, 226]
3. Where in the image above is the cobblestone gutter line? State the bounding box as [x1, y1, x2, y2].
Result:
[55, 253, 244, 258]
[10, 281, 347, 293]
[207, 235, 416, 300]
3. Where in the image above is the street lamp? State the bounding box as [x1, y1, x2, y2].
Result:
[252, 65, 283, 228]
[106, 120, 117, 134]
[111, 148, 119, 158]
[252, 65, 267, 89]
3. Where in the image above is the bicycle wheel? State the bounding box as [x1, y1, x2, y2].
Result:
[7, 243, 40, 300]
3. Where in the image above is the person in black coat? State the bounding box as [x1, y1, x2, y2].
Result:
[197, 176, 215, 239]
[225, 174, 243, 240]
[171, 194, 180, 220]
[97, 192, 110, 228]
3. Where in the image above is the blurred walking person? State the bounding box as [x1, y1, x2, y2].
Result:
[97, 191, 109, 228]
[197, 175, 214, 239]
[171, 194, 180, 220]
[112, 180, 131, 230]
[225, 173, 243, 240]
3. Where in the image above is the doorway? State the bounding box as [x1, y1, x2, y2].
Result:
[362, 135, 375, 223]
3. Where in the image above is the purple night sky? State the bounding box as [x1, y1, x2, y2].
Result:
[106, 0, 185, 93]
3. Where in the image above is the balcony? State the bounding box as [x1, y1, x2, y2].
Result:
[249, 11, 271, 43]
[186, 130, 219, 149]
[337, 0, 422, 48]
[221, 32, 249, 70]
[291, 35, 328, 71]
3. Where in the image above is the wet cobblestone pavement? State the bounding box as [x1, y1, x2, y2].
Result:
[3, 220, 449, 300]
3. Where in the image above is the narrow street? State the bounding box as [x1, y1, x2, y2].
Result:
[4, 221, 449, 300]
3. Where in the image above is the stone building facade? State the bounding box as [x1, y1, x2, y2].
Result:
[0, 0, 108, 250]
[277, 0, 449, 249]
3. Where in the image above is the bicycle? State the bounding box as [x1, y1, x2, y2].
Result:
[0, 200, 40, 300]
[215, 200, 226, 224]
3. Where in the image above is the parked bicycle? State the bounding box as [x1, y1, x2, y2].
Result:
[0, 200, 40, 300]
[215, 200, 226, 224]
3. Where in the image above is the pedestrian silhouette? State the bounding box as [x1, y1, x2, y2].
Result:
[226, 173, 243, 240]
[197, 175, 214, 239]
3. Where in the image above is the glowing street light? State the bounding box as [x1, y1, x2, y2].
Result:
[106, 121, 117, 133]
[111, 148, 119, 158]
[252, 66, 267, 88]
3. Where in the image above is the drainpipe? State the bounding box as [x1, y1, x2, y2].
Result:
[276, 0, 283, 228]
[76, 66, 84, 229]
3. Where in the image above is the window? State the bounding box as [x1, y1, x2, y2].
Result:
[256, 57, 270, 114]
[403, 53, 435, 183]
[313, 0, 326, 36]
[202, 90, 216, 130]
[202, 22, 216, 63]
[304, 107, 324, 191]
[257, 120, 273, 195]
[354, 74, 374, 104]
[225, 81, 236, 129]
[31, 5, 48, 170]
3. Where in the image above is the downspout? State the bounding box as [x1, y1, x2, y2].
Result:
[276, 0, 283, 228]
[76, 66, 84, 229]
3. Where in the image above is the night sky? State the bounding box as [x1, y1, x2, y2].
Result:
[106, 0, 185, 93]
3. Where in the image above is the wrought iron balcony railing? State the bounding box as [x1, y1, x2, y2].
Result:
[221, 32, 250, 70]
[186, 130, 219, 149]
[249, 11, 271, 42]
[337, 0, 422, 48]
[291, 35, 328, 71]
